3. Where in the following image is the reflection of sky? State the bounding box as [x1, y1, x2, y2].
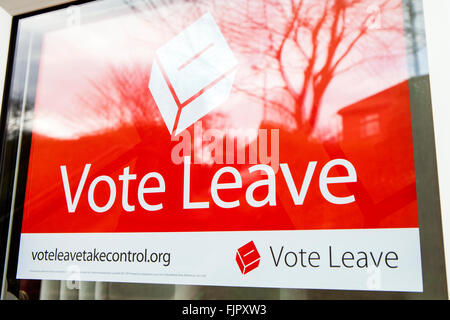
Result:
[26, 12, 159, 139]
[16, 0, 429, 140]
[406, 2, 429, 78]
[410, 46, 429, 77]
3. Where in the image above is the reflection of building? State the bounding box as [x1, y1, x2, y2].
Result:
[337, 77, 423, 216]
[338, 79, 412, 144]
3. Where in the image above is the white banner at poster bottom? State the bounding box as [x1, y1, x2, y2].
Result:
[16, 228, 423, 292]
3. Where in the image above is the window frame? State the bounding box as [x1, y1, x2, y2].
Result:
[0, 0, 448, 300]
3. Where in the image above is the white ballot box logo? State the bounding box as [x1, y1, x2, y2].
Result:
[149, 12, 238, 135]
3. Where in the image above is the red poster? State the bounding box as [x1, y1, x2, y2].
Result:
[16, 0, 423, 292]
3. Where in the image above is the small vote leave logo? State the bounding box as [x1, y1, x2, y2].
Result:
[236, 241, 261, 275]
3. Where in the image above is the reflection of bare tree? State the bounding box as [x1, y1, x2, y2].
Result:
[121, 0, 423, 138]
[272, 0, 389, 133]
[229, 0, 421, 136]
[80, 64, 161, 140]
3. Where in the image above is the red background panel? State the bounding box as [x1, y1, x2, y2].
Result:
[21, 0, 418, 233]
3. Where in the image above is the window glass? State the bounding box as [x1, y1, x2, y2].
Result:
[0, 0, 446, 300]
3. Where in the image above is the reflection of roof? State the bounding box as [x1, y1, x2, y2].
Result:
[337, 79, 409, 116]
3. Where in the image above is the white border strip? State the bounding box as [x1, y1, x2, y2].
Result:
[0, 6, 12, 300]
[0, 7, 12, 119]
[16, 229, 423, 292]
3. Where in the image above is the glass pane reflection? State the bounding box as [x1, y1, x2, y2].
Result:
[1, 0, 445, 300]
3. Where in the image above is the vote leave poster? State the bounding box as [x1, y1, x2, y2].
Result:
[16, 0, 423, 292]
